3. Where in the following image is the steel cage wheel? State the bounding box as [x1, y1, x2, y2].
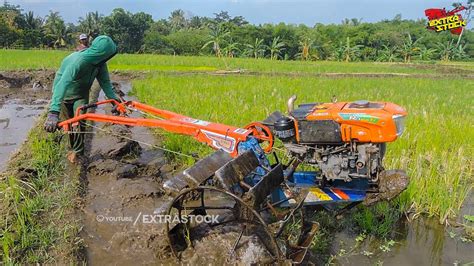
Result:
[165, 186, 283, 261]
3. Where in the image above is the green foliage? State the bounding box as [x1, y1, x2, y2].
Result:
[101, 8, 153, 53]
[352, 203, 401, 237]
[131, 63, 473, 221]
[0, 2, 472, 61]
[0, 125, 80, 263]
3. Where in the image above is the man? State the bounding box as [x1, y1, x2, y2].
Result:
[44, 35, 120, 163]
[76, 33, 89, 51]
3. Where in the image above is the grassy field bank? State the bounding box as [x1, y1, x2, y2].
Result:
[132, 74, 473, 222]
[0, 118, 81, 263]
[1, 49, 473, 74]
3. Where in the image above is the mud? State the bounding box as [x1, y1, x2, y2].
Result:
[0, 70, 55, 171]
[80, 82, 273, 265]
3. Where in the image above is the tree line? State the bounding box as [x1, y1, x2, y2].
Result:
[1, 2, 473, 61]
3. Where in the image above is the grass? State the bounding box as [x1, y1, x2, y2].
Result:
[0, 118, 81, 264]
[132, 73, 474, 222]
[0, 50, 473, 262]
[1, 49, 473, 75]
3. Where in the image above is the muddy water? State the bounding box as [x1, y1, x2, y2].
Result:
[332, 197, 474, 265]
[0, 70, 53, 171]
[81, 81, 275, 265]
[331, 218, 474, 265]
[0, 99, 47, 170]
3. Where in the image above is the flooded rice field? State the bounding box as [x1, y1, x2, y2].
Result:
[0, 71, 472, 265]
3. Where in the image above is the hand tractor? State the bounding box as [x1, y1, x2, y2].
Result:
[58, 95, 409, 263]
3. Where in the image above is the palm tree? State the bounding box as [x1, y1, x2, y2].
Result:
[169, 9, 187, 31]
[202, 24, 230, 57]
[398, 33, 422, 63]
[268, 36, 285, 60]
[24, 11, 42, 30]
[78, 11, 102, 38]
[44, 11, 69, 48]
[245, 38, 266, 59]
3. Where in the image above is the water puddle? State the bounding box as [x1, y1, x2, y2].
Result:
[331, 215, 474, 265]
[0, 99, 47, 170]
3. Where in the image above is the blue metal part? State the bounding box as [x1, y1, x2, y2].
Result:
[237, 138, 367, 207]
[237, 137, 270, 186]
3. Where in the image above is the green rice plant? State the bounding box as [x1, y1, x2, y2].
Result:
[0, 123, 81, 264]
[1, 49, 473, 76]
[132, 73, 473, 222]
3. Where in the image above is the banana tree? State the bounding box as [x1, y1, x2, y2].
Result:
[268, 36, 285, 60]
[202, 24, 230, 57]
[244, 38, 266, 59]
[377, 45, 399, 62]
[398, 33, 422, 63]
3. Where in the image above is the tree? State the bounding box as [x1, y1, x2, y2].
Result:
[398, 33, 422, 63]
[222, 41, 240, 57]
[436, 40, 456, 61]
[297, 38, 313, 61]
[245, 38, 266, 59]
[202, 24, 230, 57]
[268, 36, 285, 60]
[341, 37, 363, 62]
[377, 44, 399, 62]
[452, 43, 468, 60]
[44, 11, 70, 47]
[102, 8, 152, 53]
[24, 11, 42, 30]
[417, 46, 437, 61]
[78, 11, 102, 38]
[169, 9, 187, 31]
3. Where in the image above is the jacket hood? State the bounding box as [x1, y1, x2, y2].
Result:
[81, 35, 117, 65]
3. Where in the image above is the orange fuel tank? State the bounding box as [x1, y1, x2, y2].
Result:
[294, 100, 407, 143]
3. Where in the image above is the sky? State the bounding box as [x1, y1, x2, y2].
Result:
[7, 0, 463, 25]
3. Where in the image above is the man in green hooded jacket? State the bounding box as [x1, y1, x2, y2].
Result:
[44, 35, 120, 163]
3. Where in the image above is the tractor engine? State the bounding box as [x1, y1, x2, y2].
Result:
[268, 96, 407, 183]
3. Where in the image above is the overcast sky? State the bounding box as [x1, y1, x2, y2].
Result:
[8, 0, 463, 25]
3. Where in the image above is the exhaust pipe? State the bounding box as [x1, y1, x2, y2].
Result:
[287, 95, 297, 114]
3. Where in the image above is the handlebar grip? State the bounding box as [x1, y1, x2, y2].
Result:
[80, 103, 98, 110]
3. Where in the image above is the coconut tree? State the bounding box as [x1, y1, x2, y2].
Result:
[244, 38, 266, 59]
[24, 11, 42, 30]
[202, 24, 230, 57]
[44, 11, 69, 48]
[78, 11, 102, 38]
[169, 9, 187, 31]
[268, 36, 285, 60]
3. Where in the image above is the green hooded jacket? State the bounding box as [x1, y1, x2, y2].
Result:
[49, 35, 119, 113]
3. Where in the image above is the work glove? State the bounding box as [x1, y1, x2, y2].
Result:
[44, 111, 60, 132]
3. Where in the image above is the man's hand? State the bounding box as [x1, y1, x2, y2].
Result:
[44, 111, 60, 132]
[111, 104, 121, 116]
